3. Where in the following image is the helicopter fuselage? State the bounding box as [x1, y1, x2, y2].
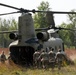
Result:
[9, 13, 64, 65]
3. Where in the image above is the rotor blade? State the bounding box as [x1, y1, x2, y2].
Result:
[35, 26, 76, 31]
[0, 3, 76, 14]
[53, 27, 76, 31]
[0, 11, 20, 16]
[35, 27, 50, 31]
[0, 30, 18, 34]
[0, 3, 20, 10]
[34, 10, 76, 14]
[0, 3, 30, 13]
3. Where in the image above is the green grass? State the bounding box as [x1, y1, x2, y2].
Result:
[64, 45, 75, 49]
[0, 61, 76, 75]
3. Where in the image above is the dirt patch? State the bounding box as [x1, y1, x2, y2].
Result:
[65, 49, 76, 60]
[0, 48, 9, 55]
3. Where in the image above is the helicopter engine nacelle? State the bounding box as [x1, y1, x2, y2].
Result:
[9, 33, 18, 40]
[36, 32, 49, 41]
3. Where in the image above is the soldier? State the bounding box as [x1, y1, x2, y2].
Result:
[55, 49, 65, 70]
[48, 48, 56, 70]
[37, 44, 43, 51]
[0, 51, 6, 63]
[8, 52, 13, 64]
[46, 47, 49, 52]
[33, 50, 41, 68]
[39, 49, 49, 69]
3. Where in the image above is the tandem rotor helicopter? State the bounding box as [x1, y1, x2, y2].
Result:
[0, 3, 76, 65]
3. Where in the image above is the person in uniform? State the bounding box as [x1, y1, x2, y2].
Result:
[33, 50, 41, 68]
[0, 51, 6, 63]
[55, 49, 65, 70]
[48, 48, 56, 70]
[38, 49, 49, 69]
[46, 47, 49, 52]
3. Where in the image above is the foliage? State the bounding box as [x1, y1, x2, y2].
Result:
[59, 23, 75, 48]
[0, 18, 18, 47]
[58, 10, 76, 48]
[33, 1, 51, 28]
[67, 9, 76, 25]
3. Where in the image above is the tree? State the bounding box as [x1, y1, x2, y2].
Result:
[58, 10, 76, 48]
[33, 1, 51, 28]
[59, 21, 75, 48]
[59, 23, 70, 47]
[67, 9, 76, 49]
[0, 18, 18, 47]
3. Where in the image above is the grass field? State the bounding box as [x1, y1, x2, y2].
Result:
[0, 60, 76, 75]
[0, 48, 76, 75]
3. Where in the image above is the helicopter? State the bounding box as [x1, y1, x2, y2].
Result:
[0, 3, 76, 65]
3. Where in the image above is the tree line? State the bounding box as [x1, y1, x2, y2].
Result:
[0, 18, 18, 47]
[0, 1, 76, 48]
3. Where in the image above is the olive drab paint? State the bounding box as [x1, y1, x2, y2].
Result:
[18, 13, 36, 44]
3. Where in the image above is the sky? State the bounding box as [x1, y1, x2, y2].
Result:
[0, 0, 76, 26]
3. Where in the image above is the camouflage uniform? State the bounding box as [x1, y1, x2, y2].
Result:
[39, 50, 49, 68]
[56, 50, 65, 70]
[0, 51, 6, 63]
[48, 50, 56, 69]
[33, 50, 41, 68]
